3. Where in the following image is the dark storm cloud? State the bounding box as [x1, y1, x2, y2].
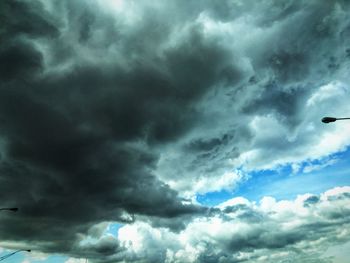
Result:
[0, 0, 57, 38]
[0, 0, 58, 82]
[0, 0, 230, 259]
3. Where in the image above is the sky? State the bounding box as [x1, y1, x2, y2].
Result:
[1, 0, 350, 262]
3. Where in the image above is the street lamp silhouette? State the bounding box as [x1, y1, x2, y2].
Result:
[322, 117, 350, 123]
[0, 249, 31, 261]
[0, 208, 18, 212]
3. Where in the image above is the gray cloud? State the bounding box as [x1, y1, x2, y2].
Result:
[1, 0, 350, 262]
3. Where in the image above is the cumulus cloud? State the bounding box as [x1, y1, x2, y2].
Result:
[1, 0, 350, 261]
[115, 186, 350, 263]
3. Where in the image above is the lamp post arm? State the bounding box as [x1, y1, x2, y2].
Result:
[0, 250, 30, 261]
[335, 117, 350, 120]
[322, 117, 350, 123]
[0, 252, 17, 261]
[0, 208, 18, 212]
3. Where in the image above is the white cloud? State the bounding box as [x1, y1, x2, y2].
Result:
[115, 186, 350, 262]
[230, 79, 350, 172]
[323, 186, 350, 199]
[192, 170, 244, 195]
[307, 81, 348, 107]
[323, 241, 350, 263]
[302, 158, 338, 173]
[64, 258, 87, 263]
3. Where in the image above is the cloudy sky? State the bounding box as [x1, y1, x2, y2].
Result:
[1, 0, 350, 262]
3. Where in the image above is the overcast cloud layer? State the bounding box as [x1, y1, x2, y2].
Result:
[1, 0, 350, 262]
